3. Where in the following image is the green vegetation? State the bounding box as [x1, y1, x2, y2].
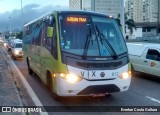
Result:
[16, 31, 23, 39]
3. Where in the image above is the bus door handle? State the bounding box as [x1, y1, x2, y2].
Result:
[144, 60, 148, 63]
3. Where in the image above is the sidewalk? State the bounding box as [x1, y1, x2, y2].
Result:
[0, 46, 24, 114]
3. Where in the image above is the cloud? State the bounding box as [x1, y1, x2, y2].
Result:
[0, 4, 68, 32]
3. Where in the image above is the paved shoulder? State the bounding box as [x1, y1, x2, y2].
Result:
[0, 47, 24, 115]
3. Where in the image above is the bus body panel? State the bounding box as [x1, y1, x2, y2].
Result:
[23, 11, 131, 97]
[56, 64, 131, 96]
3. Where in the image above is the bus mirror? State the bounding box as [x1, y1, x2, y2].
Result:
[47, 27, 53, 38]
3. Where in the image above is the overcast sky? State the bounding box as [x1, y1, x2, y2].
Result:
[0, 0, 126, 32]
[0, 0, 69, 13]
[0, 0, 69, 32]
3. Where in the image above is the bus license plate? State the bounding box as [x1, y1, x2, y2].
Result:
[92, 93, 106, 97]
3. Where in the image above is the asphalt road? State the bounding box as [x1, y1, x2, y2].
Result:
[1, 46, 160, 115]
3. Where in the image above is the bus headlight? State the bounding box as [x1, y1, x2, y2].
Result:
[119, 71, 131, 80]
[14, 50, 19, 55]
[4, 43, 7, 47]
[60, 73, 83, 83]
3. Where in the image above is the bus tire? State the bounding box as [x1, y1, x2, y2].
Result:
[13, 56, 16, 60]
[131, 64, 135, 76]
[46, 71, 60, 100]
[27, 58, 33, 75]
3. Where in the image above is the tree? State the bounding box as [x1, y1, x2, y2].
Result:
[16, 31, 23, 39]
[125, 12, 136, 35]
[116, 18, 122, 27]
[116, 13, 136, 35]
[125, 19, 136, 34]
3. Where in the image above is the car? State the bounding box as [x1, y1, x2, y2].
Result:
[0, 37, 4, 45]
[3, 40, 8, 47]
[11, 41, 23, 60]
[127, 42, 160, 77]
[7, 39, 22, 52]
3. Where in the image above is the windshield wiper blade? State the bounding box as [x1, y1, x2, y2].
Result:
[95, 26, 118, 59]
[82, 25, 91, 60]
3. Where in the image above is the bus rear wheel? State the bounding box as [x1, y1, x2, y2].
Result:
[27, 58, 33, 75]
[46, 71, 60, 100]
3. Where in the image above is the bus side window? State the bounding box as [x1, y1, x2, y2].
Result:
[42, 16, 58, 60]
[52, 17, 58, 60]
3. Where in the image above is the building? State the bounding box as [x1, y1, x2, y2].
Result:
[125, 0, 159, 23]
[143, 0, 159, 22]
[69, 0, 125, 36]
[69, 0, 123, 18]
[125, 0, 143, 22]
[69, 0, 82, 10]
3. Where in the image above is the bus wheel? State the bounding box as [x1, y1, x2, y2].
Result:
[46, 71, 60, 100]
[27, 58, 33, 75]
[13, 56, 16, 60]
[131, 64, 135, 76]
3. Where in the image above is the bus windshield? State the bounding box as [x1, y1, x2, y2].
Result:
[15, 43, 22, 48]
[59, 14, 127, 57]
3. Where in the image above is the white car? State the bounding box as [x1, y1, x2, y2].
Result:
[0, 38, 4, 45]
[8, 39, 22, 52]
[11, 41, 23, 60]
[127, 43, 160, 77]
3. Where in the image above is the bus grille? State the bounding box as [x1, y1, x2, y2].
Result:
[76, 61, 122, 68]
[77, 84, 120, 95]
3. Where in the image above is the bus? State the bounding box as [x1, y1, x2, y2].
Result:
[23, 11, 131, 99]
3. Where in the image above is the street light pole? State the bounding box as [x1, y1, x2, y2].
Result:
[8, 16, 11, 37]
[21, 0, 24, 31]
[157, 0, 159, 36]
[120, 0, 125, 37]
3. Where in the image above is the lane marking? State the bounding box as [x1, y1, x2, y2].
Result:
[146, 96, 160, 104]
[2, 47, 48, 115]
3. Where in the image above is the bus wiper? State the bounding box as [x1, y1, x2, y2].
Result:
[82, 24, 92, 60]
[95, 26, 118, 59]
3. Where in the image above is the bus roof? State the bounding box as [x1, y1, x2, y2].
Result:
[126, 42, 160, 56]
[24, 10, 113, 27]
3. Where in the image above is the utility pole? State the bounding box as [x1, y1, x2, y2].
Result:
[158, 0, 160, 36]
[120, 0, 125, 37]
[21, 0, 24, 31]
[8, 16, 11, 37]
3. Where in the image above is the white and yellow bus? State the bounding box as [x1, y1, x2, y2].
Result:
[23, 11, 131, 99]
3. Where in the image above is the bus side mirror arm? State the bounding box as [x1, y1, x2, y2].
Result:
[47, 27, 54, 38]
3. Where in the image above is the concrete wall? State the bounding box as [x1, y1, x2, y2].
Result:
[143, 28, 157, 37]
[132, 28, 143, 38]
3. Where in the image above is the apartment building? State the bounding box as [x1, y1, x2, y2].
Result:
[125, 0, 159, 23]
[125, 0, 143, 22]
[69, 0, 123, 18]
[69, 0, 82, 10]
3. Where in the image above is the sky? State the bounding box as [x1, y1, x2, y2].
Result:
[0, 0, 69, 13]
[0, 0, 69, 32]
[0, 0, 126, 32]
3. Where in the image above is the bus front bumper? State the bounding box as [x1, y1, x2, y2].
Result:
[56, 75, 131, 96]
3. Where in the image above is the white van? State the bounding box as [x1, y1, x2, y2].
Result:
[127, 43, 160, 77]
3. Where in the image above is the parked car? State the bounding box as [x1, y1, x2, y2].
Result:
[127, 42, 160, 77]
[11, 41, 23, 60]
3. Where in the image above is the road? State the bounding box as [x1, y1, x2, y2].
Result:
[1, 46, 160, 115]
